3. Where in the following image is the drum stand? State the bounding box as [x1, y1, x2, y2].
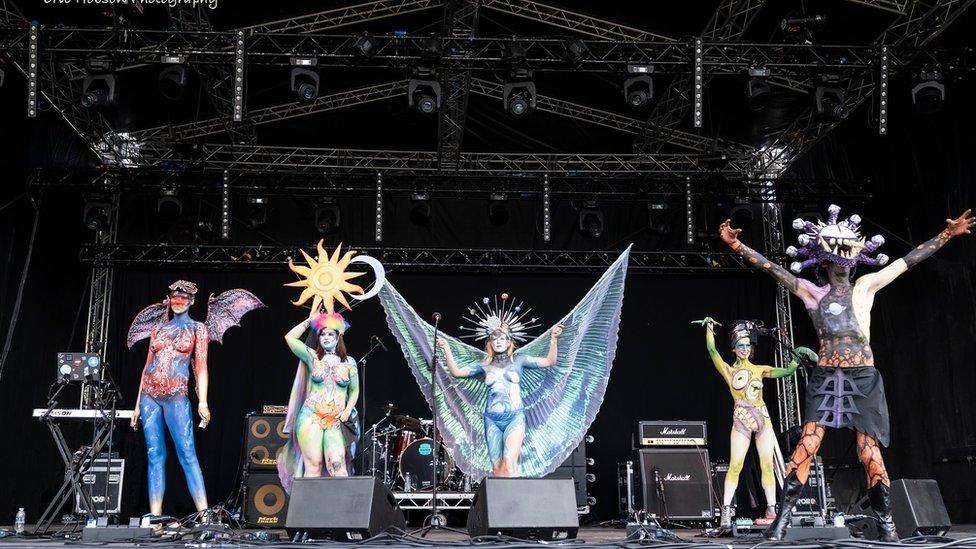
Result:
[417, 313, 465, 537]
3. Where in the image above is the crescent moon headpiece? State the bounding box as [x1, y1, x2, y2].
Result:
[459, 292, 540, 343]
[285, 240, 386, 314]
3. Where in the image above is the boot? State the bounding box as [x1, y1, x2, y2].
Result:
[719, 505, 732, 528]
[763, 472, 805, 541]
[869, 483, 899, 542]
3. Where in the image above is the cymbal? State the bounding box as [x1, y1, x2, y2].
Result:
[380, 403, 399, 414]
[391, 414, 423, 431]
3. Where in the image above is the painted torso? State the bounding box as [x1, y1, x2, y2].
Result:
[800, 276, 877, 367]
[725, 360, 769, 408]
[303, 353, 354, 428]
[144, 316, 202, 398]
[484, 355, 525, 415]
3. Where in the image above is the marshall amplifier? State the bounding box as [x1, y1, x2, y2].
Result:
[246, 412, 288, 470]
[74, 457, 125, 515]
[638, 448, 715, 520]
[639, 421, 707, 446]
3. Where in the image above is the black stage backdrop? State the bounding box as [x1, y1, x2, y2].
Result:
[2, 87, 976, 525]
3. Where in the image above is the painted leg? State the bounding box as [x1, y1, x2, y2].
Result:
[140, 395, 167, 516]
[723, 429, 751, 526]
[296, 411, 325, 477]
[857, 432, 897, 542]
[499, 414, 526, 478]
[755, 422, 779, 516]
[764, 422, 825, 540]
[484, 418, 505, 476]
[161, 396, 208, 511]
[322, 429, 348, 477]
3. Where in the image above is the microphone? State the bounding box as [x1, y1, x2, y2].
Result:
[372, 335, 388, 352]
[432, 312, 441, 323]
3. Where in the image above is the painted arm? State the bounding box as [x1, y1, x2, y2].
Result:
[719, 219, 815, 303]
[524, 325, 564, 368]
[868, 210, 975, 293]
[764, 346, 818, 379]
[436, 337, 482, 377]
[702, 319, 730, 376]
[194, 322, 211, 426]
[284, 318, 315, 367]
[340, 361, 359, 422]
[130, 341, 154, 429]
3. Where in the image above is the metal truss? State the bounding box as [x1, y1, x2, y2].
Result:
[239, 0, 443, 33]
[79, 244, 779, 273]
[131, 81, 409, 141]
[479, 0, 671, 41]
[393, 492, 474, 510]
[438, 0, 481, 171]
[134, 145, 756, 175]
[81, 191, 119, 408]
[844, 0, 909, 14]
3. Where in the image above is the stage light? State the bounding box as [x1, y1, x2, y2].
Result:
[647, 203, 669, 235]
[233, 30, 245, 121]
[578, 202, 604, 238]
[375, 172, 383, 242]
[878, 47, 889, 134]
[562, 38, 588, 64]
[542, 174, 551, 242]
[814, 76, 845, 120]
[245, 197, 267, 229]
[354, 33, 378, 58]
[83, 200, 112, 231]
[503, 81, 536, 116]
[408, 79, 440, 114]
[158, 65, 188, 101]
[746, 67, 771, 112]
[624, 75, 653, 108]
[693, 38, 703, 128]
[221, 170, 230, 238]
[730, 203, 754, 229]
[290, 67, 319, 103]
[26, 22, 37, 118]
[157, 188, 182, 217]
[81, 74, 117, 108]
[315, 200, 341, 235]
[912, 70, 945, 115]
[488, 193, 509, 226]
[410, 192, 431, 227]
[685, 179, 694, 244]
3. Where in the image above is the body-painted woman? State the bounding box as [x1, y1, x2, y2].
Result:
[437, 322, 563, 477]
[127, 281, 263, 516]
[278, 313, 360, 488]
[720, 205, 974, 541]
[697, 318, 815, 527]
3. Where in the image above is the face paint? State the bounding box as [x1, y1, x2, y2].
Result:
[734, 337, 752, 359]
[490, 331, 511, 354]
[319, 329, 339, 352]
[169, 293, 192, 314]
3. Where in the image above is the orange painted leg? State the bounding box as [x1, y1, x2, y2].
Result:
[856, 432, 890, 488]
[785, 422, 825, 484]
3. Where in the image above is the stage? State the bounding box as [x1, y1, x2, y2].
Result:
[2, 524, 976, 548]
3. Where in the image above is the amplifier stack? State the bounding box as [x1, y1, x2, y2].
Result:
[242, 409, 290, 527]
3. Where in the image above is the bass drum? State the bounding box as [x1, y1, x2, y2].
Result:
[398, 438, 455, 491]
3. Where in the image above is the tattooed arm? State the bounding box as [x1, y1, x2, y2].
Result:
[719, 219, 816, 304]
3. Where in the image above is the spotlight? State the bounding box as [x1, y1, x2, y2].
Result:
[562, 38, 588, 64]
[578, 202, 604, 238]
[290, 67, 319, 102]
[410, 192, 431, 226]
[158, 65, 188, 101]
[246, 196, 267, 229]
[488, 193, 509, 226]
[314, 200, 341, 234]
[353, 33, 378, 58]
[729, 204, 754, 229]
[814, 77, 845, 120]
[408, 79, 440, 114]
[83, 200, 112, 231]
[623, 75, 653, 108]
[81, 74, 117, 108]
[647, 203, 669, 235]
[503, 81, 536, 116]
[157, 188, 182, 217]
[912, 70, 944, 115]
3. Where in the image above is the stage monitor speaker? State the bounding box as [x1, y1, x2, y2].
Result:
[544, 465, 588, 509]
[244, 472, 289, 528]
[890, 479, 951, 538]
[285, 477, 405, 541]
[245, 413, 288, 470]
[466, 478, 579, 540]
[638, 448, 714, 520]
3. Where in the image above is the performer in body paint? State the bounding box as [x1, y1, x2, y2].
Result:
[127, 281, 263, 516]
[694, 317, 816, 528]
[720, 205, 974, 541]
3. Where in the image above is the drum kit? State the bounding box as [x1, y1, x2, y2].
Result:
[359, 404, 469, 492]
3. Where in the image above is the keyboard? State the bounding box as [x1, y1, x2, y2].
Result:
[33, 408, 135, 421]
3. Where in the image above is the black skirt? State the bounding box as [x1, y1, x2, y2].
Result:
[803, 366, 890, 447]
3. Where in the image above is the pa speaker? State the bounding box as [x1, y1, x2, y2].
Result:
[891, 479, 951, 538]
[244, 472, 289, 528]
[285, 477, 405, 541]
[466, 478, 579, 540]
[245, 413, 288, 470]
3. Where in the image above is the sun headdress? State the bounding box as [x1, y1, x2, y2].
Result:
[286, 241, 366, 314]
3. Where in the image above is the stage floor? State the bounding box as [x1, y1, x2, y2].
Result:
[2, 524, 976, 547]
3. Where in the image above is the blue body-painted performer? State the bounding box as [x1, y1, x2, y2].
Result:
[379, 246, 630, 480]
[127, 281, 263, 516]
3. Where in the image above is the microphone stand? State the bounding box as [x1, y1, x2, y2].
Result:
[418, 313, 465, 537]
[354, 337, 384, 474]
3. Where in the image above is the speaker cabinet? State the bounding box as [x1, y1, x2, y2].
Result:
[244, 472, 289, 528]
[637, 448, 714, 520]
[246, 413, 288, 470]
[467, 478, 579, 540]
[891, 479, 951, 538]
[285, 477, 405, 541]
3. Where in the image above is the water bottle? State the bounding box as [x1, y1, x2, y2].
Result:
[404, 472, 412, 492]
[14, 508, 26, 534]
[833, 512, 845, 528]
